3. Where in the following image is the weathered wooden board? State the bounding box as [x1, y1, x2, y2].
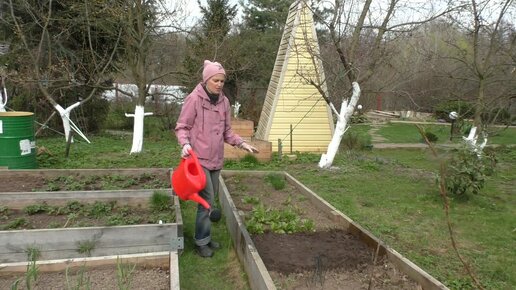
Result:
[0, 189, 161, 209]
[0, 223, 183, 263]
[0, 251, 179, 290]
[218, 176, 276, 290]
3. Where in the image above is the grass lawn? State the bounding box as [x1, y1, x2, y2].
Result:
[30, 123, 515, 290]
[376, 122, 516, 145]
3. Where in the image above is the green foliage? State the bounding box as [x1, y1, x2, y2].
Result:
[265, 173, 286, 190]
[116, 257, 137, 290]
[434, 100, 474, 120]
[106, 213, 143, 226]
[77, 240, 96, 257]
[245, 203, 315, 235]
[4, 218, 30, 230]
[149, 191, 172, 212]
[423, 131, 439, 143]
[241, 0, 294, 31]
[26, 247, 41, 261]
[242, 196, 260, 205]
[22, 247, 40, 290]
[86, 201, 116, 219]
[104, 101, 135, 130]
[41, 173, 169, 192]
[240, 154, 260, 165]
[0, 205, 9, 220]
[350, 114, 369, 124]
[64, 201, 85, 214]
[23, 203, 50, 215]
[442, 148, 497, 197]
[341, 131, 373, 150]
[66, 265, 92, 290]
[224, 154, 261, 169]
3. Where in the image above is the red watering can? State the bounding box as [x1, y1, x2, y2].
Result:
[171, 149, 221, 222]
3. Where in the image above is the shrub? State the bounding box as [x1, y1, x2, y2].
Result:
[434, 100, 474, 121]
[423, 131, 438, 143]
[341, 131, 372, 151]
[350, 114, 369, 124]
[441, 148, 497, 197]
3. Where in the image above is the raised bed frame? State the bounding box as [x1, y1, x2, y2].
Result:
[0, 168, 181, 290]
[219, 170, 449, 290]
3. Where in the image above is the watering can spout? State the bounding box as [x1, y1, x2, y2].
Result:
[189, 193, 211, 209]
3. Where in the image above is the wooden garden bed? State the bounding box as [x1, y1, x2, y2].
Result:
[219, 170, 448, 290]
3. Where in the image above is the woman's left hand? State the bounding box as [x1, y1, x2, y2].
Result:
[240, 142, 259, 153]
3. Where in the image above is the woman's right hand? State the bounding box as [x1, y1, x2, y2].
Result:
[181, 144, 192, 158]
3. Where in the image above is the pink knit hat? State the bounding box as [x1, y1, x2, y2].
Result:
[202, 60, 226, 83]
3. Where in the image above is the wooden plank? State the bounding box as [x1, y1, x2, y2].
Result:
[0, 252, 170, 275]
[231, 119, 254, 138]
[224, 139, 272, 161]
[170, 251, 180, 290]
[0, 224, 182, 263]
[0, 168, 170, 179]
[0, 189, 166, 209]
[218, 176, 276, 290]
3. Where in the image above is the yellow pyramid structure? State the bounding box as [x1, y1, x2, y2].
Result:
[255, 0, 334, 153]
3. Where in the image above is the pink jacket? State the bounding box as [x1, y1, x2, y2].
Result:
[175, 83, 243, 170]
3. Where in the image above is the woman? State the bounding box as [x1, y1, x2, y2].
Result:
[175, 60, 258, 257]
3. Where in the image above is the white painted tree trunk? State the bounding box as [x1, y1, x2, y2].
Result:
[0, 86, 7, 112]
[54, 103, 90, 143]
[463, 126, 487, 157]
[126, 105, 153, 154]
[319, 82, 361, 169]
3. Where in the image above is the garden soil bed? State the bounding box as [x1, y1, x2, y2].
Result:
[0, 169, 176, 289]
[1, 200, 175, 230]
[0, 264, 170, 289]
[223, 173, 420, 290]
[0, 171, 170, 193]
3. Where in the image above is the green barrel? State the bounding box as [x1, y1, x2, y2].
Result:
[0, 112, 38, 169]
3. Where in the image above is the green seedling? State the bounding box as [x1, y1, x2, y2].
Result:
[66, 265, 91, 290]
[4, 218, 30, 230]
[116, 257, 136, 290]
[265, 173, 286, 190]
[23, 203, 50, 215]
[77, 240, 96, 257]
[242, 196, 260, 205]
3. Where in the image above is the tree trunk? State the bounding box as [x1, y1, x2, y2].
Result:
[319, 82, 361, 168]
[127, 105, 153, 154]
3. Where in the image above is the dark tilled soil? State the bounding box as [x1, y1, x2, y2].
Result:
[223, 173, 420, 290]
[0, 172, 170, 192]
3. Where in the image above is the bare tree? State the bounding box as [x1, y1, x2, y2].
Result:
[442, 0, 515, 149]
[6, 0, 123, 143]
[296, 0, 456, 168]
[113, 0, 185, 154]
